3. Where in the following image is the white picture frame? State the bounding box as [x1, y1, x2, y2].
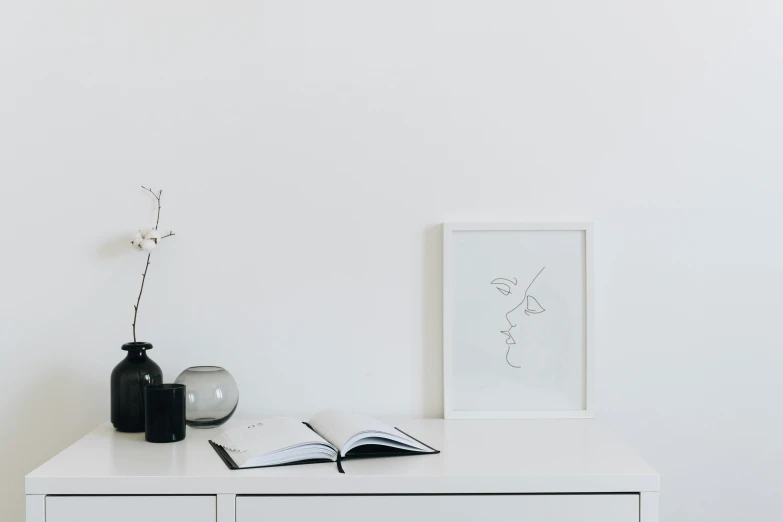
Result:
[443, 222, 594, 419]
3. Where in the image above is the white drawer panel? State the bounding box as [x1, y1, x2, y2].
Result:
[237, 495, 639, 522]
[46, 495, 216, 522]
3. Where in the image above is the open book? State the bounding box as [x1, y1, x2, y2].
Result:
[209, 409, 438, 469]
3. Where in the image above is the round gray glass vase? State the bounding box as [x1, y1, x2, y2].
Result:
[174, 366, 239, 429]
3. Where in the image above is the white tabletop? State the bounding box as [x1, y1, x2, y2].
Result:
[26, 418, 659, 495]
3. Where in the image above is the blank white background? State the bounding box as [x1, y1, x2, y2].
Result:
[1, 1, 782, 521]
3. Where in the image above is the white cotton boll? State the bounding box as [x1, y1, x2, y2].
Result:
[140, 238, 157, 252]
[144, 229, 162, 241]
[131, 232, 144, 247]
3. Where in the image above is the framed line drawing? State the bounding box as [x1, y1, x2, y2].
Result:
[443, 222, 594, 419]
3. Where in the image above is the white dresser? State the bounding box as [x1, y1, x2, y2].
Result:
[26, 419, 659, 522]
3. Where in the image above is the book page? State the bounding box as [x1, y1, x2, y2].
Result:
[308, 409, 370, 450]
[308, 409, 430, 455]
[211, 417, 335, 467]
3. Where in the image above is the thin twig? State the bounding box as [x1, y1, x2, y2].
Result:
[132, 186, 168, 341]
[160, 231, 176, 239]
[132, 254, 151, 343]
[141, 185, 163, 229]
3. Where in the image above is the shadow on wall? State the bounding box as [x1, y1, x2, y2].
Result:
[96, 236, 137, 260]
[0, 367, 103, 522]
[421, 224, 444, 418]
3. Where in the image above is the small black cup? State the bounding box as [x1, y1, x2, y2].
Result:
[144, 384, 186, 443]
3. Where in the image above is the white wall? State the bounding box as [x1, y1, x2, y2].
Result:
[2, 1, 782, 520]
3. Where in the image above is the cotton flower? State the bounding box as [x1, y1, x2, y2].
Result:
[144, 229, 161, 241]
[140, 238, 157, 252]
[132, 228, 167, 252]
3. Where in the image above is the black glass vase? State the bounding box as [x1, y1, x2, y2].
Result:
[111, 342, 163, 432]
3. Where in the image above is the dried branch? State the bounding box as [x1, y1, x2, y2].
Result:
[132, 186, 171, 341]
[141, 185, 163, 229]
[132, 254, 151, 343]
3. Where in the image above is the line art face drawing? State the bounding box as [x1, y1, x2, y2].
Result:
[490, 267, 546, 368]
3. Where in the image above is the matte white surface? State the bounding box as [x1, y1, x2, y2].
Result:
[45, 496, 216, 522]
[444, 223, 593, 418]
[217, 494, 236, 522]
[237, 495, 640, 522]
[3, 1, 783, 521]
[25, 496, 44, 522]
[641, 492, 660, 522]
[26, 419, 658, 495]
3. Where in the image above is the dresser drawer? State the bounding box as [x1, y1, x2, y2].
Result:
[45, 496, 216, 522]
[237, 494, 639, 522]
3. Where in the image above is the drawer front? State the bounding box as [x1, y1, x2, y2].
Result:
[237, 495, 639, 522]
[46, 496, 216, 522]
